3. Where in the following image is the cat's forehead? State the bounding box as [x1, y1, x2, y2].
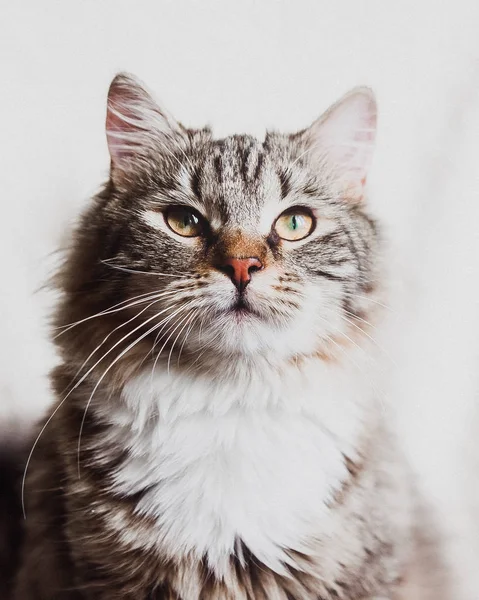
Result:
[193, 134, 290, 226]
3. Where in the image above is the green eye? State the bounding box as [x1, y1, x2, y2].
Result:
[274, 210, 314, 241]
[165, 207, 204, 237]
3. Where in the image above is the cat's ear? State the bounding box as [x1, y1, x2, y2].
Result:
[302, 87, 377, 201]
[106, 73, 182, 186]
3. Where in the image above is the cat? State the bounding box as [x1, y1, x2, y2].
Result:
[13, 73, 414, 599]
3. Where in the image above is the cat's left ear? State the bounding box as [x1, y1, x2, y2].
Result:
[301, 87, 377, 201]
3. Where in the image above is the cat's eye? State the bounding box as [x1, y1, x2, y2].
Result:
[165, 206, 204, 237]
[274, 209, 314, 241]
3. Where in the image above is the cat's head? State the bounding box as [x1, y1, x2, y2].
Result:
[58, 74, 381, 373]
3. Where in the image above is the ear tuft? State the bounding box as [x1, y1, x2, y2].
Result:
[106, 72, 181, 183]
[303, 87, 377, 201]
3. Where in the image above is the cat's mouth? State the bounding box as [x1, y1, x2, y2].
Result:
[224, 296, 261, 321]
[233, 297, 248, 312]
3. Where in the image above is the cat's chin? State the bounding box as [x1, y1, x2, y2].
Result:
[192, 310, 287, 359]
[227, 308, 254, 325]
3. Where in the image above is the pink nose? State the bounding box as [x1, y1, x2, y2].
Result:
[216, 257, 263, 292]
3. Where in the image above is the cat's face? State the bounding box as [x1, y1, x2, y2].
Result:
[62, 75, 381, 368]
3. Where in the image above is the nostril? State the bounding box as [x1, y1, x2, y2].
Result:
[218, 264, 235, 278]
[247, 261, 262, 276]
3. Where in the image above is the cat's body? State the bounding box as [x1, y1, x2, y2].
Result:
[13, 75, 414, 599]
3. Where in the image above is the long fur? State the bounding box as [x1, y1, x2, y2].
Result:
[12, 75, 415, 599]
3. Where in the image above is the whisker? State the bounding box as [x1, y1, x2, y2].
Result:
[166, 309, 198, 374]
[149, 302, 196, 377]
[149, 302, 192, 354]
[23, 301, 187, 511]
[22, 398, 69, 518]
[185, 322, 226, 375]
[176, 309, 199, 368]
[350, 293, 394, 312]
[54, 288, 185, 338]
[63, 295, 171, 395]
[314, 313, 365, 357]
[76, 312, 188, 476]
[343, 308, 377, 330]
[54, 289, 162, 331]
[101, 260, 191, 278]
[312, 314, 385, 408]
[137, 302, 195, 372]
[341, 314, 396, 366]
[197, 311, 208, 345]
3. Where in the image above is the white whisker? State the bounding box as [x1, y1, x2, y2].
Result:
[23, 301, 186, 511]
[150, 303, 192, 354]
[76, 312, 188, 476]
[101, 260, 191, 278]
[176, 309, 199, 368]
[343, 309, 377, 330]
[149, 302, 197, 377]
[341, 314, 396, 367]
[166, 310, 197, 374]
[136, 302, 196, 372]
[351, 293, 394, 312]
[314, 312, 365, 357]
[54, 287, 191, 339]
[62, 295, 172, 395]
[185, 322, 226, 375]
[54, 289, 163, 332]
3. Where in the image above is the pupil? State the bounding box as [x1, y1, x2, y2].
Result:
[183, 213, 196, 227]
[291, 215, 298, 230]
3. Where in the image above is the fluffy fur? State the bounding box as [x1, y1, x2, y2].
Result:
[14, 74, 413, 599]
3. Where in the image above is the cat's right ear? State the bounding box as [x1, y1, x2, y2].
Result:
[106, 73, 182, 187]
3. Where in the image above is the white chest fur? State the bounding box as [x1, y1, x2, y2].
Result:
[103, 355, 376, 574]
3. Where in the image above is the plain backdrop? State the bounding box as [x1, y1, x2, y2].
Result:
[2, 2, 479, 597]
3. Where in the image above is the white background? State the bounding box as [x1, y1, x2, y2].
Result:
[2, 2, 479, 597]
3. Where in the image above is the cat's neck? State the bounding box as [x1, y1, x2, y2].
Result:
[116, 344, 378, 422]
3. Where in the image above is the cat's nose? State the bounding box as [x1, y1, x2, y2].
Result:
[216, 257, 263, 292]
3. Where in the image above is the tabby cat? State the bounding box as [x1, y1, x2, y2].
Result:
[14, 74, 414, 599]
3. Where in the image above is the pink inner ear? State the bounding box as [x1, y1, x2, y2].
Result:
[315, 90, 377, 198]
[106, 84, 146, 161]
[104, 74, 184, 187]
[105, 75, 178, 167]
